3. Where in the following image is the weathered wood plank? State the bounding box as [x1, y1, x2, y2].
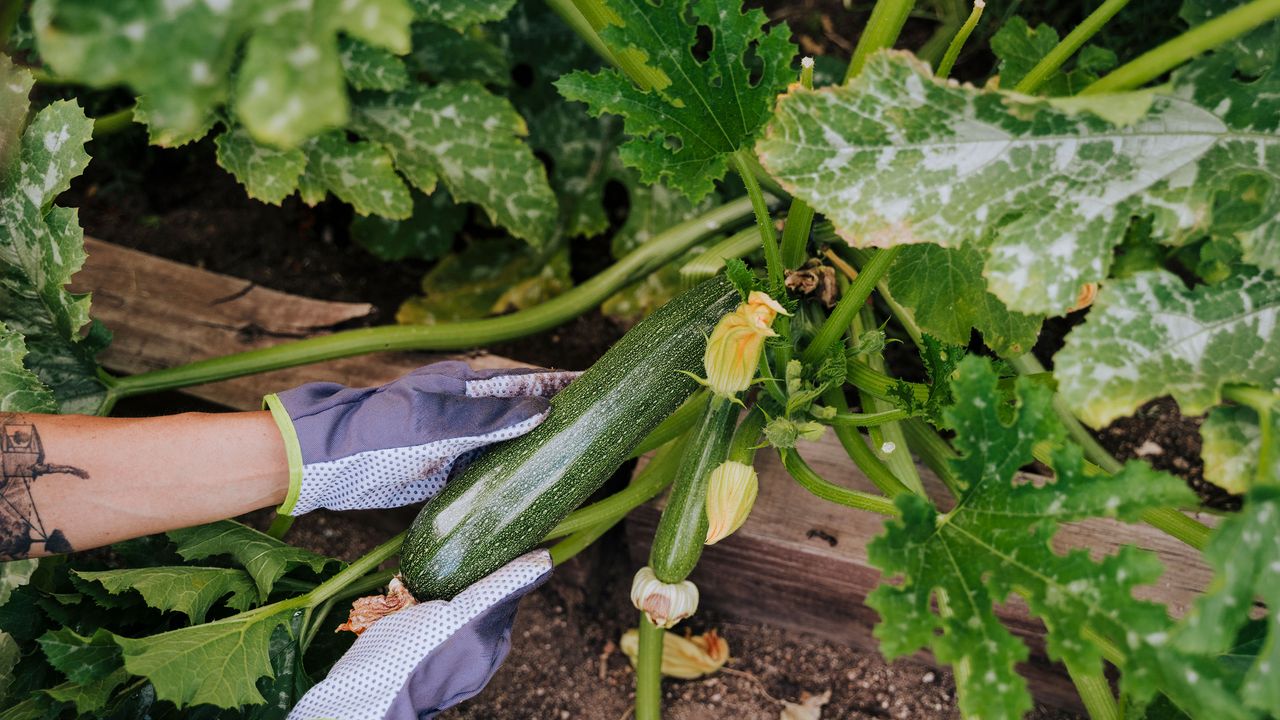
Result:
[627, 429, 1216, 712]
[71, 237, 528, 411]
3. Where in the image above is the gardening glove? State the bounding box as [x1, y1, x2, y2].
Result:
[288, 549, 553, 720]
[264, 361, 578, 516]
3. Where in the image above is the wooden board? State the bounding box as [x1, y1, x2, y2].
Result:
[626, 429, 1217, 712]
[70, 237, 528, 411]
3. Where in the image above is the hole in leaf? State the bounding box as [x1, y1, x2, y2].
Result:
[663, 135, 683, 152]
[512, 63, 535, 88]
[692, 24, 713, 63]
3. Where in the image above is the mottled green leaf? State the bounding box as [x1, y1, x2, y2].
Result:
[0, 67, 106, 414]
[867, 357, 1233, 719]
[36, 628, 120, 685]
[410, 0, 515, 30]
[1180, 0, 1278, 76]
[76, 567, 257, 624]
[1177, 487, 1280, 715]
[555, 0, 795, 202]
[0, 324, 56, 413]
[889, 244, 1042, 356]
[1055, 270, 1280, 428]
[301, 132, 412, 218]
[214, 127, 307, 206]
[408, 22, 509, 86]
[167, 521, 335, 601]
[340, 37, 409, 91]
[32, 0, 412, 147]
[0, 632, 18, 703]
[354, 82, 557, 246]
[351, 188, 464, 261]
[757, 51, 1280, 314]
[398, 238, 570, 324]
[1199, 404, 1279, 494]
[114, 609, 295, 709]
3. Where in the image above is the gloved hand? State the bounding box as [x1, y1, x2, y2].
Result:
[264, 361, 578, 515]
[288, 550, 553, 720]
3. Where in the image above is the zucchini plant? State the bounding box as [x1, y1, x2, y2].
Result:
[3, 0, 1280, 718]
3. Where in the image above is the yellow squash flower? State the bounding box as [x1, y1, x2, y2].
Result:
[703, 291, 788, 398]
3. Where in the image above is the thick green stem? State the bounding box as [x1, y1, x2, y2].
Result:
[1014, 0, 1131, 94]
[679, 228, 759, 288]
[780, 448, 900, 515]
[1066, 661, 1122, 720]
[935, 0, 985, 79]
[900, 418, 964, 497]
[549, 519, 614, 564]
[266, 514, 294, 540]
[732, 150, 783, 290]
[825, 408, 911, 426]
[727, 406, 767, 465]
[845, 0, 917, 82]
[780, 61, 816, 270]
[92, 105, 136, 138]
[308, 532, 404, 606]
[821, 387, 914, 498]
[1082, 0, 1280, 94]
[854, 305, 924, 495]
[543, 0, 622, 69]
[547, 437, 686, 540]
[802, 248, 899, 365]
[635, 614, 666, 720]
[103, 199, 753, 403]
[847, 360, 930, 404]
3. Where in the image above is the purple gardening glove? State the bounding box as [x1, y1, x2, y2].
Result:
[264, 361, 579, 515]
[288, 550, 553, 720]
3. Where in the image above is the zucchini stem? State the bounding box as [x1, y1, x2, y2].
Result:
[802, 247, 899, 366]
[1081, 0, 1280, 94]
[780, 448, 900, 516]
[100, 199, 754, 409]
[935, 0, 985, 79]
[844, 0, 917, 82]
[732, 150, 784, 291]
[635, 615, 666, 720]
[1013, 0, 1130, 94]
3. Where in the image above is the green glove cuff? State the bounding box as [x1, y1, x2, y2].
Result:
[264, 393, 304, 516]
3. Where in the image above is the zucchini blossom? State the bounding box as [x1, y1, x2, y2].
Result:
[630, 566, 699, 628]
[704, 460, 758, 545]
[703, 291, 788, 398]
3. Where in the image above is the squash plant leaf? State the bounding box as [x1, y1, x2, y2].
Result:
[113, 608, 297, 708]
[351, 188, 465, 262]
[339, 38, 410, 92]
[866, 356, 1236, 719]
[299, 131, 413, 219]
[213, 127, 308, 206]
[409, 0, 516, 31]
[0, 60, 107, 415]
[36, 628, 121, 685]
[76, 567, 258, 624]
[555, 0, 796, 202]
[889, 245, 1042, 356]
[167, 521, 337, 602]
[354, 82, 558, 247]
[1176, 487, 1280, 716]
[1199, 405, 1280, 494]
[757, 51, 1280, 315]
[0, 323, 56, 414]
[42, 667, 129, 715]
[1054, 270, 1280, 428]
[32, 0, 412, 148]
[397, 238, 571, 324]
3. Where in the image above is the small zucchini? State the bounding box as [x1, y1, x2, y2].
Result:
[401, 276, 739, 600]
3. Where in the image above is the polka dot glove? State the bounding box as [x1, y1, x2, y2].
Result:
[265, 361, 579, 515]
[288, 550, 553, 720]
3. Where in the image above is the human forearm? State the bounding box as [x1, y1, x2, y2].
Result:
[0, 411, 289, 559]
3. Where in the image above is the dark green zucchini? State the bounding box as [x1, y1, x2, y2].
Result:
[647, 394, 736, 583]
[402, 276, 739, 599]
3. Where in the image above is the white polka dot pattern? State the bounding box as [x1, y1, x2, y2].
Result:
[464, 370, 580, 399]
[287, 551, 552, 720]
[293, 410, 548, 514]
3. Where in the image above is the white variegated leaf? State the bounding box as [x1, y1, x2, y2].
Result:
[1055, 270, 1280, 428]
[756, 51, 1280, 315]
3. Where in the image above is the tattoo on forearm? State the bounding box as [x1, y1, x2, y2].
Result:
[1, 417, 88, 559]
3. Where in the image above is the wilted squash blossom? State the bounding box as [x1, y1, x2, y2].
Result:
[619, 627, 730, 679]
[337, 576, 419, 635]
[630, 566, 699, 628]
[703, 291, 789, 398]
[704, 460, 758, 545]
